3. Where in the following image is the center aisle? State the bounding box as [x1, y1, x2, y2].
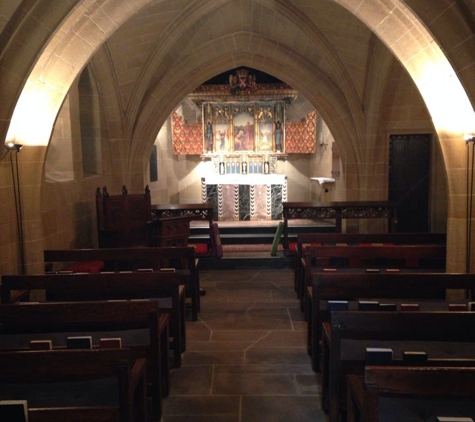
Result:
[162, 268, 326, 421]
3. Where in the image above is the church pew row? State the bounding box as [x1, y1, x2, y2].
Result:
[292, 232, 446, 295]
[0, 348, 147, 422]
[44, 246, 201, 321]
[347, 365, 475, 422]
[0, 299, 168, 421]
[308, 272, 475, 372]
[298, 243, 446, 312]
[1, 271, 185, 369]
[324, 311, 475, 422]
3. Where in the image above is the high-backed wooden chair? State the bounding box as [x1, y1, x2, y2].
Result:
[96, 185, 154, 248]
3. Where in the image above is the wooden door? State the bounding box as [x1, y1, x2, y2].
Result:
[389, 134, 431, 232]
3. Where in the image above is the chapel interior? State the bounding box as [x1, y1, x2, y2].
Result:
[2, 1, 475, 421]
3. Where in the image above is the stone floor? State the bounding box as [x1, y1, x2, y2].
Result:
[162, 268, 327, 422]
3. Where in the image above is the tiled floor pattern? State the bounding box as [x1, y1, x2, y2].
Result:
[163, 268, 326, 421]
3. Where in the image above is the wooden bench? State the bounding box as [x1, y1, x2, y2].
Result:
[0, 348, 147, 422]
[298, 243, 446, 312]
[324, 311, 475, 422]
[1, 271, 185, 369]
[308, 272, 475, 372]
[292, 232, 446, 296]
[44, 246, 201, 321]
[347, 365, 475, 422]
[0, 299, 168, 421]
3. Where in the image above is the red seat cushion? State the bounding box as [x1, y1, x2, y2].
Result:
[190, 243, 209, 255]
[62, 260, 105, 273]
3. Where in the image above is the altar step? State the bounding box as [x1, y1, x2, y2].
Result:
[189, 219, 335, 246]
[190, 219, 335, 270]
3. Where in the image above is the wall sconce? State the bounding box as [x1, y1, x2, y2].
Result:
[310, 177, 335, 193]
[4, 142, 25, 274]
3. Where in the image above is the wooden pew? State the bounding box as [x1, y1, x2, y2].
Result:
[324, 311, 475, 422]
[298, 243, 446, 312]
[0, 300, 168, 421]
[347, 366, 475, 422]
[44, 246, 201, 321]
[308, 272, 475, 372]
[1, 271, 185, 369]
[0, 348, 147, 422]
[292, 232, 446, 296]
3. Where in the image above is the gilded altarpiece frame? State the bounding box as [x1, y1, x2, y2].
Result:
[202, 101, 286, 154]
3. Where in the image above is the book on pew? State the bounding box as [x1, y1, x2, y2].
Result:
[0, 400, 28, 422]
[66, 336, 92, 349]
[365, 268, 380, 273]
[100, 337, 122, 348]
[358, 300, 380, 310]
[160, 268, 176, 272]
[448, 303, 468, 311]
[327, 300, 349, 311]
[400, 303, 420, 311]
[29, 340, 52, 350]
[402, 350, 428, 365]
[386, 268, 401, 272]
[379, 303, 397, 311]
[365, 347, 393, 365]
[138, 268, 154, 272]
[436, 418, 474, 422]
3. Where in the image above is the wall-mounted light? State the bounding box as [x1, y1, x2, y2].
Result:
[5, 142, 23, 152]
[310, 177, 335, 193]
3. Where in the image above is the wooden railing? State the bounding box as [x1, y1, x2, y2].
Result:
[282, 201, 397, 251]
[151, 203, 214, 227]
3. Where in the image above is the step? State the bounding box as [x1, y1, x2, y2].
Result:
[190, 221, 335, 245]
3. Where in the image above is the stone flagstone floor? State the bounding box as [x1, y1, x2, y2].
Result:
[162, 268, 327, 421]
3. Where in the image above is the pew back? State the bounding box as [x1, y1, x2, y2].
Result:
[325, 311, 475, 422]
[1, 272, 185, 369]
[293, 232, 446, 298]
[0, 348, 147, 422]
[310, 271, 475, 371]
[44, 246, 200, 320]
[0, 299, 168, 421]
[347, 366, 475, 422]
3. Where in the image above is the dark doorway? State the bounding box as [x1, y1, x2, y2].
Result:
[389, 134, 431, 232]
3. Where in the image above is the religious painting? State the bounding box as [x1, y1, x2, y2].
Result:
[215, 122, 231, 152]
[233, 111, 254, 151]
[258, 122, 273, 152]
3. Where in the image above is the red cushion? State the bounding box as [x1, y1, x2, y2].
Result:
[288, 242, 298, 255]
[190, 243, 209, 255]
[62, 260, 105, 273]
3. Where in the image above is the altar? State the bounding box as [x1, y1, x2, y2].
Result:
[201, 174, 287, 221]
